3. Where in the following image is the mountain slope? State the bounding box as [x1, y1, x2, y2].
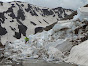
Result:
[4, 19, 88, 62]
[0, 1, 73, 44]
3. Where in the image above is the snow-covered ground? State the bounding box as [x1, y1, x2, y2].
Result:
[4, 20, 74, 61]
[2, 5, 88, 66]
[4, 18, 88, 65]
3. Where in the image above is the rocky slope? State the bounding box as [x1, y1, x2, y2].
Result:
[0, 1, 73, 44]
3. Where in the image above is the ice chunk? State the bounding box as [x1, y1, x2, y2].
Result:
[73, 7, 88, 21]
[53, 22, 72, 32]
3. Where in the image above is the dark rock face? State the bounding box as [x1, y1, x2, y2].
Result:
[42, 9, 54, 16]
[9, 26, 16, 31]
[43, 19, 49, 24]
[0, 1, 73, 44]
[25, 4, 38, 16]
[35, 22, 57, 34]
[18, 25, 27, 36]
[14, 32, 21, 39]
[17, 7, 25, 20]
[62, 11, 77, 20]
[10, 20, 14, 22]
[44, 22, 57, 31]
[0, 13, 6, 23]
[0, 24, 7, 35]
[35, 27, 44, 34]
[25, 4, 32, 12]
[52, 7, 73, 18]
[30, 21, 37, 26]
[0, 1, 3, 6]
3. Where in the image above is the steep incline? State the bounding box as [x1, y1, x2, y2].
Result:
[0, 1, 73, 44]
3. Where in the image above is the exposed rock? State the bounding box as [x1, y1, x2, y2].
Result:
[35, 27, 44, 34]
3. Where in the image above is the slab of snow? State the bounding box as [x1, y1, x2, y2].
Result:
[73, 7, 88, 21]
[66, 40, 88, 66]
[53, 21, 72, 32]
[80, 7, 88, 14]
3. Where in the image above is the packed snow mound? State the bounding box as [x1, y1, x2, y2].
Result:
[66, 40, 88, 66]
[74, 7, 88, 21]
[4, 19, 88, 62]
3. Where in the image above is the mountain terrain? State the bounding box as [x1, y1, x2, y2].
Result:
[0, 1, 74, 44]
[0, 1, 88, 66]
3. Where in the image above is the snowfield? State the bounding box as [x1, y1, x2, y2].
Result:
[3, 5, 88, 66]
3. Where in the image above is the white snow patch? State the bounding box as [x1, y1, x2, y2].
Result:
[66, 40, 88, 66]
[73, 7, 88, 21]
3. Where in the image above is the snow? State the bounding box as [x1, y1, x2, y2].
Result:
[0, 1, 73, 45]
[53, 21, 72, 32]
[4, 16, 88, 65]
[4, 20, 74, 61]
[80, 7, 88, 13]
[4, 18, 87, 62]
[4, 40, 33, 60]
[66, 40, 88, 66]
[47, 47, 64, 61]
[1, 2, 88, 65]
[73, 7, 88, 21]
[4, 39, 66, 61]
